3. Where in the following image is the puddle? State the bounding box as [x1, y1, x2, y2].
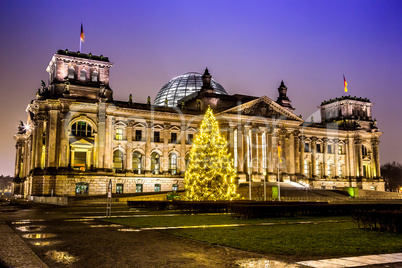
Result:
[45, 250, 78, 264]
[16, 225, 45, 232]
[22, 233, 56, 239]
[65, 218, 94, 222]
[11, 219, 46, 224]
[235, 258, 299, 268]
[31, 240, 60, 246]
[118, 228, 141, 232]
[89, 224, 124, 228]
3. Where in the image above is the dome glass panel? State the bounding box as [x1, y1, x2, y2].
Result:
[154, 72, 227, 107]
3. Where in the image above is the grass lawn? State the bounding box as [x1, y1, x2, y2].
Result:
[103, 214, 402, 260]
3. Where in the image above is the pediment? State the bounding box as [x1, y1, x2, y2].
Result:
[70, 138, 94, 148]
[152, 124, 164, 130]
[219, 96, 303, 122]
[169, 125, 181, 131]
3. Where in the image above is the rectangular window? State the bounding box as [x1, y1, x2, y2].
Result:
[74, 151, 86, 171]
[172, 184, 178, 191]
[327, 145, 333, 154]
[304, 143, 310, 152]
[116, 128, 123, 140]
[136, 184, 143, 193]
[154, 131, 160, 142]
[135, 130, 142, 141]
[316, 144, 321, 153]
[338, 163, 342, 177]
[116, 183, 124, 194]
[154, 184, 161, 192]
[171, 133, 177, 143]
[187, 134, 193, 144]
[338, 145, 343, 154]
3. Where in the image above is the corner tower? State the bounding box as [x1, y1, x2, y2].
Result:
[45, 49, 114, 100]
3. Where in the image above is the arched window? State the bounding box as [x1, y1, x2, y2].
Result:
[151, 152, 160, 174]
[169, 153, 177, 175]
[71, 121, 92, 137]
[80, 69, 87, 81]
[113, 150, 124, 171]
[132, 152, 142, 174]
[68, 67, 75, 79]
[91, 71, 98, 82]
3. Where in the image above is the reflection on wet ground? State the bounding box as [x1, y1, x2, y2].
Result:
[118, 228, 141, 232]
[64, 218, 94, 222]
[22, 233, 57, 239]
[235, 258, 300, 268]
[11, 219, 46, 224]
[89, 224, 124, 228]
[45, 250, 78, 264]
[15, 225, 45, 232]
[31, 240, 61, 247]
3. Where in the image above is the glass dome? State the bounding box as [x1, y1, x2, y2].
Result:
[154, 72, 228, 107]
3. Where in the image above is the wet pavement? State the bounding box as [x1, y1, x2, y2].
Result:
[0, 200, 296, 267]
[0, 200, 401, 267]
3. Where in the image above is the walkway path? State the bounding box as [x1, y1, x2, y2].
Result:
[297, 253, 402, 267]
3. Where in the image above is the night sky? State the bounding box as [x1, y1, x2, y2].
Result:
[0, 0, 401, 176]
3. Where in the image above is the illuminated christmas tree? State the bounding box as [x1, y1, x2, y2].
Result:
[184, 106, 238, 201]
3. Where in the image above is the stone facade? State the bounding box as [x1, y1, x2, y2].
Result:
[13, 50, 384, 197]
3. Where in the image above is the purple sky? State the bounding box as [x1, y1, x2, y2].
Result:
[0, 0, 401, 176]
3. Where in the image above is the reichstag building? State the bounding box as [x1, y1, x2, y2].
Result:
[13, 50, 384, 197]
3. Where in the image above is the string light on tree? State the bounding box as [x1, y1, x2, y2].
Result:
[184, 106, 238, 201]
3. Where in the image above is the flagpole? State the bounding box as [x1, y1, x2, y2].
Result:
[79, 39, 81, 52]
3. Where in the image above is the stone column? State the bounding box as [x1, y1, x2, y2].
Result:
[372, 139, 381, 177]
[252, 128, 258, 174]
[126, 123, 133, 171]
[104, 115, 113, 169]
[344, 139, 351, 178]
[97, 100, 107, 169]
[293, 131, 300, 175]
[237, 126, 244, 173]
[355, 139, 363, 177]
[244, 126, 252, 177]
[162, 124, 169, 174]
[334, 139, 339, 177]
[267, 131, 274, 176]
[34, 117, 45, 168]
[258, 128, 265, 175]
[323, 138, 328, 177]
[46, 110, 58, 167]
[144, 122, 152, 173]
[286, 132, 294, 176]
[14, 143, 23, 177]
[180, 124, 186, 173]
[299, 136, 305, 177]
[59, 113, 69, 168]
[311, 137, 317, 177]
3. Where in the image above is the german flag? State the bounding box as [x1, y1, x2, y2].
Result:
[80, 23, 85, 42]
[343, 74, 348, 93]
